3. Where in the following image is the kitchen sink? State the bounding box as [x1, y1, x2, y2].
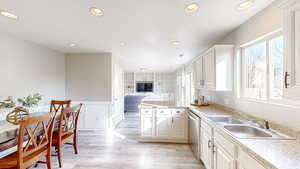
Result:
[223, 125, 290, 139]
[207, 116, 244, 124]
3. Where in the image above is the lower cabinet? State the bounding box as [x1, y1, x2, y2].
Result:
[199, 119, 268, 169]
[156, 116, 172, 137]
[140, 108, 188, 142]
[201, 130, 213, 169]
[213, 142, 235, 169]
[238, 148, 267, 169]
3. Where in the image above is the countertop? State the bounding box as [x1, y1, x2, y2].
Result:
[189, 105, 300, 169]
[139, 101, 186, 108]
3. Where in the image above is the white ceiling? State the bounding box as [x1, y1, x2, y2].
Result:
[0, 0, 274, 72]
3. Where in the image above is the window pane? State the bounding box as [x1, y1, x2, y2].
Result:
[244, 41, 267, 99]
[269, 36, 284, 99]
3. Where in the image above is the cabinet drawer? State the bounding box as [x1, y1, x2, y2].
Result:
[215, 131, 236, 157]
[141, 109, 153, 116]
[201, 120, 213, 135]
[172, 109, 186, 116]
[156, 109, 172, 117]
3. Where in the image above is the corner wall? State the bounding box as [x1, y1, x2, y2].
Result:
[0, 33, 66, 102]
[65, 53, 113, 101]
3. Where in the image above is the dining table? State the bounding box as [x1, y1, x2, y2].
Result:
[0, 110, 57, 158]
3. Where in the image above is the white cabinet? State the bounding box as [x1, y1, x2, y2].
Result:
[171, 115, 186, 138]
[201, 121, 214, 169]
[238, 148, 267, 169]
[156, 109, 172, 137]
[141, 109, 155, 137]
[140, 108, 188, 142]
[201, 130, 213, 169]
[213, 131, 236, 169]
[203, 50, 216, 89]
[193, 57, 204, 88]
[171, 109, 187, 139]
[213, 143, 235, 169]
[193, 45, 234, 91]
[281, 0, 300, 99]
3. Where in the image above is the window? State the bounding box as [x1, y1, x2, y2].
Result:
[241, 33, 284, 100]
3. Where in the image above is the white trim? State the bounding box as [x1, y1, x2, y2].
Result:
[240, 29, 283, 48]
[72, 101, 112, 105]
[240, 31, 284, 101]
[238, 97, 300, 109]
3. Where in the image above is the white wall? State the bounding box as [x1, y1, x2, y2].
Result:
[65, 53, 112, 101]
[0, 33, 65, 103]
[199, 2, 300, 131]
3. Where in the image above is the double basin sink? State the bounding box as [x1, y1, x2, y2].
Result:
[206, 115, 290, 139]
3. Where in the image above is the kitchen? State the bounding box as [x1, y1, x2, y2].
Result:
[0, 0, 299, 169]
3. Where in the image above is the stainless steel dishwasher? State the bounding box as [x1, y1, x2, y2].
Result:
[188, 111, 200, 159]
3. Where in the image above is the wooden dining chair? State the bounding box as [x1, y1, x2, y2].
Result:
[50, 100, 71, 115]
[0, 113, 55, 169]
[52, 104, 83, 168]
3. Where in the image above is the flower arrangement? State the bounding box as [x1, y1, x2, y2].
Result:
[17, 93, 43, 108]
[0, 96, 16, 109]
[0, 93, 43, 110]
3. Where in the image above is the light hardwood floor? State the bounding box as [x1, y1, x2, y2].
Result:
[36, 112, 205, 169]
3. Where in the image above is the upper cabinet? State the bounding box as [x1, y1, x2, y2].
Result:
[281, 0, 300, 99]
[193, 57, 204, 88]
[193, 45, 234, 91]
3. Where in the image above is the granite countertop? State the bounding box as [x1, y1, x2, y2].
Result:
[139, 101, 186, 108]
[189, 105, 300, 169]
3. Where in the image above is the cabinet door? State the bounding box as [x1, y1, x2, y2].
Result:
[201, 130, 213, 169]
[141, 116, 154, 137]
[156, 116, 172, 137]
[283, 2, 300, 99]
[203, 50, 216, 89]
[194, 57, 203, 88]
[238, 149, 267, 169]
[214, 144, 235, 169]
[171, 115, 187, 139]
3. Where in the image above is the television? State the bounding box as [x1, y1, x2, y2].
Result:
[136, 82, 153, 92]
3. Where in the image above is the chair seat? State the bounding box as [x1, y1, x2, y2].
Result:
[52, 131, 74, 145]
[0, 147, 47, 168]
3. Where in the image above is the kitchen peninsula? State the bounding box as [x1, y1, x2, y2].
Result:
[139, 101, 188, 143]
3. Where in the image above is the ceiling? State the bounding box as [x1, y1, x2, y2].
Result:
[0, 0, 274, 72]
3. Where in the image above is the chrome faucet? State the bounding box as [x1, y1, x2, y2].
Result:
[246, 119, 270, 130]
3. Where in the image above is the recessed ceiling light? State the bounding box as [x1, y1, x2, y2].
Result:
[0, 10, 18, 20]
[171, 41, 180, 45]
[120, 42, 126, 46]
[184, 3, 199, 13]
[69, 43, 76, 47]
[89, 7, 104, 17]
[140, 68, 146, 72]
[237, 0, 255, 11]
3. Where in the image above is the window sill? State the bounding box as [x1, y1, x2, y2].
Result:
[238, 97, 300, 109]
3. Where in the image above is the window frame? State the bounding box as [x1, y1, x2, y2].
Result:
[240, 31, 283, 102]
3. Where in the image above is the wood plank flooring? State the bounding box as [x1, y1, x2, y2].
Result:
[36, 112, 205, 169]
